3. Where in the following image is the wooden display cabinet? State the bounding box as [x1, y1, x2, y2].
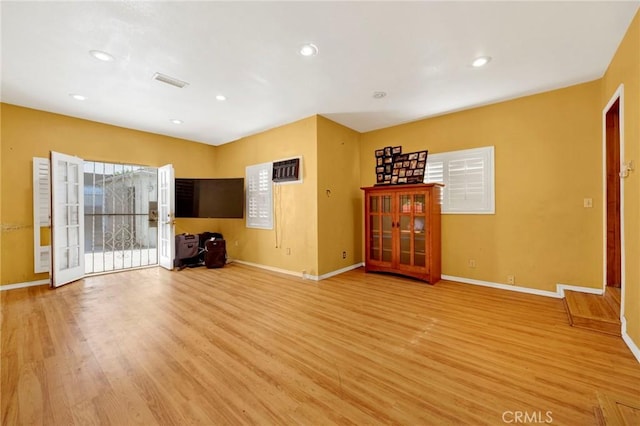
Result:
[362, 183, 443, 283]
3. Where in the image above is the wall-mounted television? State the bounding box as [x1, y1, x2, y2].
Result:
[175, 178, 244, 218]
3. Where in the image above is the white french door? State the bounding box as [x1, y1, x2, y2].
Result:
[50, 151, 85, 287]
[44, 155, 174, 284]
[158, 164, 175, 270]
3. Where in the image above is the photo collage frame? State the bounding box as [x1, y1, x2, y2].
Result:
[375, 146, 428, 185]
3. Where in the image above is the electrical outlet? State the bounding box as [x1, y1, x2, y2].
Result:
[468, 259, 476, 268]
[342, 251, 347, 259]
[507, 275, 515, 285]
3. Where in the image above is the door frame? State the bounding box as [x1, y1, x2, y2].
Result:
[602, 84, 625, 320]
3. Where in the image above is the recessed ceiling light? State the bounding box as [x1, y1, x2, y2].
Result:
[170, 119, 183, 125]
[69, 93, 87, 101]
[215, 94, 227, 101]
[89, 50, 114, 62]
[299, 43, 318, 57]
[472, 56, 492, 68]
[373, 91, 387, 99]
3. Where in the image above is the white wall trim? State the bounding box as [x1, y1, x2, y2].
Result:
[232, 259, 363, 282]
[317, 263, 364, 281]
[556, 283, 604, 298]
[621, 317, 640, 363]
[442, 275, 610, 300]
[232, 259, 303, 278]
[1, 279, 50, 291]
[442, 275, 561, 298]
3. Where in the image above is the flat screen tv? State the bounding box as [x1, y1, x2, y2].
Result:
[175, 178, 244, 218]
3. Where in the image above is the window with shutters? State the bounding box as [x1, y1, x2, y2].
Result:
[424, 146, 495, 214]
[246, 162, 273, 229]
[33, 157, 51, 273]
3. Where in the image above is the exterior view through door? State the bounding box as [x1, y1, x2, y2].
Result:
[46, 151, 175, 287]
[84, 161, 159, 274]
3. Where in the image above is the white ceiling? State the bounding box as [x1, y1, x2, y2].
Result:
[1, 1, 638, 146]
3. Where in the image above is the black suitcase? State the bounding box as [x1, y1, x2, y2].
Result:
[204, 239, 226, 268]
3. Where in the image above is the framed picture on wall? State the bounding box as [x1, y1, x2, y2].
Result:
[389, 150, 428, 185]
[374, 146, 427, 185]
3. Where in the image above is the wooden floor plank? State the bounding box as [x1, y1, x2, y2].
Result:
[598, 391, 640, 425]
[2, 264, 639, 425]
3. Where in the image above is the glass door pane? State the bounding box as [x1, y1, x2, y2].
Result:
[51, 151, 85, 287]
[381, 195, 393, 262]
[414, 193, 428, 266]
[382, 214, 392, 262]
[369, 194, 381, 261]
[369, 194, 393, 263]
[398, 194, 412, 265]
[396, 192, 429, 267]
[158, 164, 175, 270]
[399, 214, 411, 265]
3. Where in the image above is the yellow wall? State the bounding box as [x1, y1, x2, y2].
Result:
[316, 116, 363, 275]
[0, 105, 3, 285]
[211, 116, 320, 276]
[0, 104, 218, 285]
[603, 11, 640, 349]
[360, 81, 603, 293]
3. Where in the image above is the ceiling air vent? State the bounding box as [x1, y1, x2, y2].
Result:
[152, 72, 189, 89]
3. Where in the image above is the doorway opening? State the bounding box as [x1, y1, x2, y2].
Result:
[605, 99, 621, 289]
[83, 161, 158, 274]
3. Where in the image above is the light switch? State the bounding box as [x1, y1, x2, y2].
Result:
[583, 198, 593, 208]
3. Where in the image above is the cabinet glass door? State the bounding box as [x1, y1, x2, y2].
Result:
[368, 194, 393, 263]
[398, 193, 428, 267]
[413, 193, 427, 267]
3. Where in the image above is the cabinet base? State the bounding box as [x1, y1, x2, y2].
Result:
[364, 266, 439, 284]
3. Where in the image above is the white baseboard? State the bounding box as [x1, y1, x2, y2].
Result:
[442, 275, 560, 298]
[621, 317, 640, 363]
[556, 283, 604, 298]
[442, 275, 609, 300]
[1, 279, 50, 291]
[317, 263, 364, 280]
[232, 259, 305, 279]
[232, 260, 363, 282]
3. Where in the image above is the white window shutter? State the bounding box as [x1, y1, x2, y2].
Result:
[447, 156, 486, 211]
[424, 146, 494, 214]
[33, 157, 51, 273]
[246, 162, 273, 229]
[424, 160, 445, 204]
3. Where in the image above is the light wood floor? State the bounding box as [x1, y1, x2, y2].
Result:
[2, 264, 639, 425]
